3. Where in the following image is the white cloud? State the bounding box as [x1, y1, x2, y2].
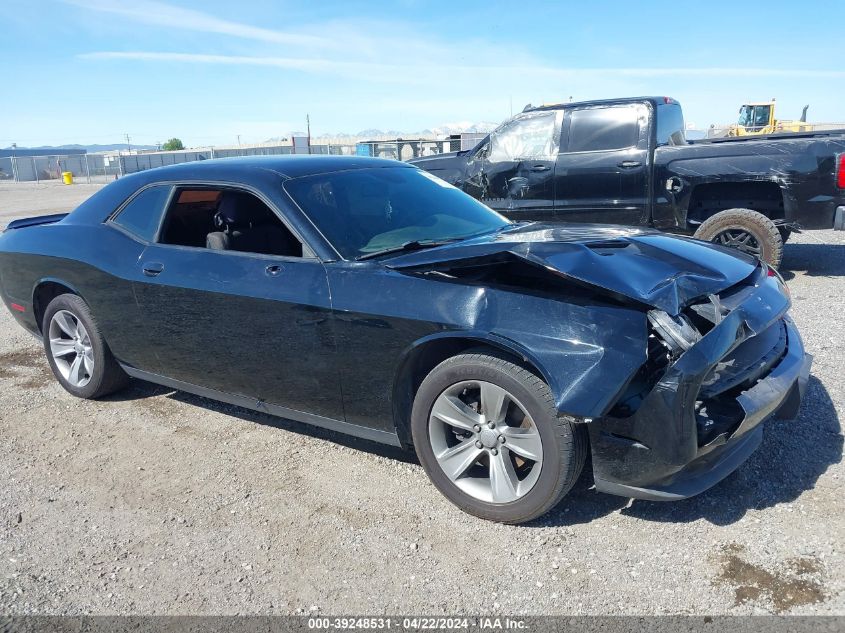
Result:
[65, 0, 845, 134]
[61, 0, 332, 48]
[79, 51, 845, 83]
[69, 1, 845, 89]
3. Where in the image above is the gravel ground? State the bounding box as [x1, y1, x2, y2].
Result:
[0, 184, 842, 615]
[0, 181, 107, 228]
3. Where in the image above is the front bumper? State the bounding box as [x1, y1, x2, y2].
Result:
[589, 275, 811, 501]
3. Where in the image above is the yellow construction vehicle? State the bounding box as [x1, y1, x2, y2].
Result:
[729, 100, 811, 136]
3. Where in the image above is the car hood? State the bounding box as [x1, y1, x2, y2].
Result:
[385, 223, 759, 315]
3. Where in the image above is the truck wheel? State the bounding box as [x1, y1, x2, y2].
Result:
[693, 208, 783, 268]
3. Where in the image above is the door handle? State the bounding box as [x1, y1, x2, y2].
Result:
[618, 161, 642, 169]
[265, 264, 283, 277]
[530, 164, 551, 172]
[142, 262, 164, 277]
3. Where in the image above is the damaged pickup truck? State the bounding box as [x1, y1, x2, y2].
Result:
[410, 96, 845, 268]
[0, 157, 811, 523]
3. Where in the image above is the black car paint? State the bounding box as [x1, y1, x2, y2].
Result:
[409, 96, 845, 232]
[0, 156, 811, 500]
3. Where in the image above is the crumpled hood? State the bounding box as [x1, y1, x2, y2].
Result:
[386, 223, 759, 315]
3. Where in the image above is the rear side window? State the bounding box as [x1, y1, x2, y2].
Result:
[566, 106, 640, 152]
[656, 103, 686, 146]
[112, 185, 172, 242]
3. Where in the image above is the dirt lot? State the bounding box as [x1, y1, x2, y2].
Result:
[0, 181, 107, 228]
[0, 183, 842, 615]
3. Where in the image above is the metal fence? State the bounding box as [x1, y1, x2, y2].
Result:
[0, 143, 356, 184]
[0, 136, 484, 184]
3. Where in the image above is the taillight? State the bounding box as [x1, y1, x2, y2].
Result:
[766, 265, 791, 299]
[837, 154, 845, 189]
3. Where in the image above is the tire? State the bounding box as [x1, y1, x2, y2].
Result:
[41, 293, 129, 399]
[411, 351, 587, 524]
[693, 208, 783, 268]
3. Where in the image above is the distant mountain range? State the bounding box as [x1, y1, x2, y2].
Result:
[267, 122, 499, 142]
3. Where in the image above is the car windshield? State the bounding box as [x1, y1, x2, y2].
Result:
[284, 167, 510, 260]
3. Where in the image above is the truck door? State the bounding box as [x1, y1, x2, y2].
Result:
[553, 103, 650, 225]
[462, 110, 562, 221]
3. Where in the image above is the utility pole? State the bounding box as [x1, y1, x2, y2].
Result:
[306, 114, 311, 155]
[125, 133, 132, 153]
[237, 134, 241, 146]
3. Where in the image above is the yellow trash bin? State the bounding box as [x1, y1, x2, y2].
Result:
[61, 171, 73, 185]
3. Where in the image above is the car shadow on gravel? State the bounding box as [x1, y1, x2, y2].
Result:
[111, 374, 840, 527]
[108, 379, 417, 464]
[536, 376, 842, 528]
[781, 242, 845, 278]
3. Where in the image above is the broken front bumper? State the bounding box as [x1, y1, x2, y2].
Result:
[589, 275, 811, 501]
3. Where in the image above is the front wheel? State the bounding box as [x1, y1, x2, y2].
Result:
[693, 208, 783, 268]
[411, 351, 587, 524]
[42, 293, 129, 399]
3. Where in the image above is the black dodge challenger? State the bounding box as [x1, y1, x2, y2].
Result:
[0, 156, 811, 523]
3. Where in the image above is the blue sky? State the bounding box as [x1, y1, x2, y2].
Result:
[2, 0, 844, 147]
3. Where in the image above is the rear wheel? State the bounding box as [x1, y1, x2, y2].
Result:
[411, 351, 587, 524]
[42, 294, 129, 399]
[693, 208, 783, 268]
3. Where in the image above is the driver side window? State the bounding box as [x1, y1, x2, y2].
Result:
[487, 112, 559, 162]
[157, 186, 304, 258]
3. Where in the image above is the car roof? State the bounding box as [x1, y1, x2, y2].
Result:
[65, 155, 415, 227]
[133, 155, 413, 180]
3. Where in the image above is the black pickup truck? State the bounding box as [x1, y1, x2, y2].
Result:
[409, 97, 845, 267]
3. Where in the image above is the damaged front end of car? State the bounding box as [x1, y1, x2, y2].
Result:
[590, 264, 811, 500]
[388, 225, 811, 501]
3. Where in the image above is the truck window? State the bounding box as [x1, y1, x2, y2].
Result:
[752, 105, 771, 129]
[566, 106, 640, 152]
[488, 111, 558, 162]
[656, 103, 686, 146]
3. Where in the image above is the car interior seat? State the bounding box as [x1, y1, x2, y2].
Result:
[206, 192, 302, 257]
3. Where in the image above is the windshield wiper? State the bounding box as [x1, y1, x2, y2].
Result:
[355, 239, 459, 261]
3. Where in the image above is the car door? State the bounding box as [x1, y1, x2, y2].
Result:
[101, 183, 176, 374]
[131, 185, 344, 421]
[554, 103, 650, 225]
[462, 110, 562, 221]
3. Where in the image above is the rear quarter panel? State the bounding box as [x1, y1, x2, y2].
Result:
[0, 223, 158, 372]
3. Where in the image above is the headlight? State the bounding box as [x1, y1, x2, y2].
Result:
[647, 310, 701, 353]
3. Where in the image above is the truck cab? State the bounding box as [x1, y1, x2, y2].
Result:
[415, 97, 683, 226]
